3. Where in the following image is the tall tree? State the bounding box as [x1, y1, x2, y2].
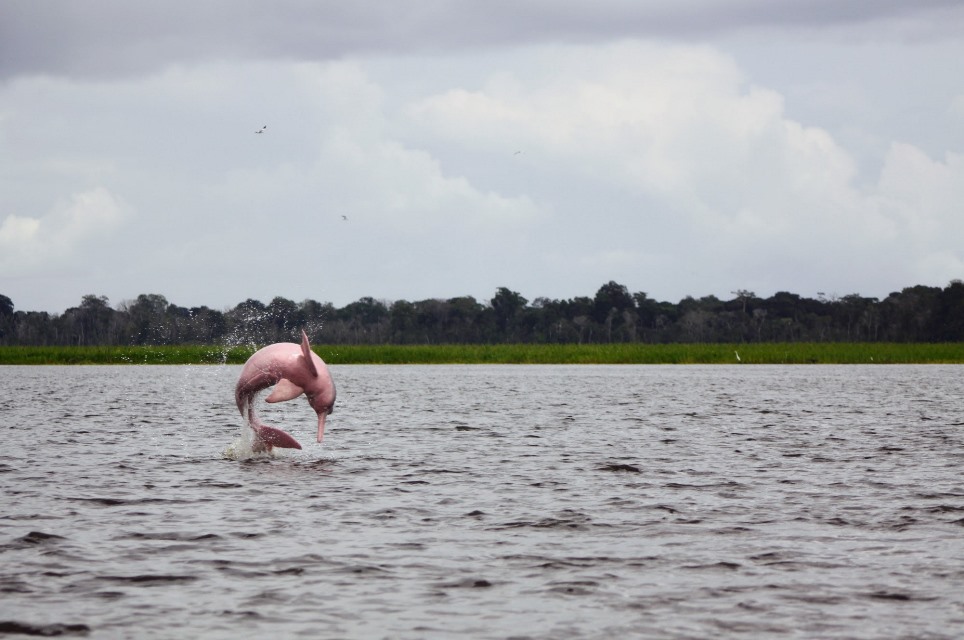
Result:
[122, 294, 170, 344]
[491, 287, 528, 340]
[267, 296, 300, 341]
[593, 281, 636, 341]
[931, 280, 964, 340]
[0, 294, 13, 343]
[61, 295, 116, 345]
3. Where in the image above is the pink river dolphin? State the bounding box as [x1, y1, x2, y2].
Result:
[235, 330, 336, 452]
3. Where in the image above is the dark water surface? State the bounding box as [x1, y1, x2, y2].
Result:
[1, 364, 963, 639]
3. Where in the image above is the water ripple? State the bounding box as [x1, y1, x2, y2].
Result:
[1, 364, 963, 638]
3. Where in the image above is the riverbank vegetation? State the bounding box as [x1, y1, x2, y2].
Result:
[2, 342, 963, 365]
[2, 280, 963, 349]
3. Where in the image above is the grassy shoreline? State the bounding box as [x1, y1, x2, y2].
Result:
[1, 342, 963, 365]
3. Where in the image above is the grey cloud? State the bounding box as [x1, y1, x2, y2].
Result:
[3, 0, 962, 80]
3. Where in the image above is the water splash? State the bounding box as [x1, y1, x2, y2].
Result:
[218, 307, 326, 364]
[221, 422, 282, 461]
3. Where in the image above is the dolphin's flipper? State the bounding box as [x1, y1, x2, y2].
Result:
[255, 424, 303, 450]
[265, 378, 305, 403]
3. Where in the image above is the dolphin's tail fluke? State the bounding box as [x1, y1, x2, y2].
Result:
[253, 424, 303, 450]
[241, 397, 303, 451]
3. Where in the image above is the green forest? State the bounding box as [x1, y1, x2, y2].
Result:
[1, 280, 963, 347]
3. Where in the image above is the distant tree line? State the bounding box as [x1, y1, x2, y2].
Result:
[1, 280, 963, 347]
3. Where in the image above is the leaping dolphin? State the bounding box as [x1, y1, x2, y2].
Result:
[235, 330, 336, 452]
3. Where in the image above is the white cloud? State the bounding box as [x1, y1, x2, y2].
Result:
[199, 61, 546, 240]
[0, 214, 41, 245]
[0, 187, 127, 273]
[951, 94, 964, 118]
[874, 143, 964, 276]
[2, 31, 962, 313]
[404, 41, 962, 299]
[0, 59, 549, 310]
[411, 42, 849, 199]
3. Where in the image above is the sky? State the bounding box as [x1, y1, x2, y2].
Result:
[2, 1, 963, 314]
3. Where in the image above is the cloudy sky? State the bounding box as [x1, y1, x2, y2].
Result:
[2, 1, 963, 314]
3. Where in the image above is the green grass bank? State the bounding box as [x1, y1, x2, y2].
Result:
[2, 342, 964, 365]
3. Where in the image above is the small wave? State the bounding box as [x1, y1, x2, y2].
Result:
[97, 574, 198, 586]
[597, 462, 641, 473]
[433, 577, 494, 589]
[865, 590, 935, 602]
[117, 531, 222, 542]
[1, 531, 66, 553]
[67, 497, 180, 507]
[14, 531, 65, 545]
[491, 509, 600, 531]
[0, 620, 91, 636]
[546, 580, 599, 595]
[682, 561, 742, 571]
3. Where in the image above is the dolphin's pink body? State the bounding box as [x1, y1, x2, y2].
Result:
[235, 330, 336, 452]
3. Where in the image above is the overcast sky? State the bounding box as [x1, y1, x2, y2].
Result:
[2, 1, 963, 314]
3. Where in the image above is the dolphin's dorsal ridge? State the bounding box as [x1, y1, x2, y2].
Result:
[265, 378, 305, 403]
[301, 330, 319, 377]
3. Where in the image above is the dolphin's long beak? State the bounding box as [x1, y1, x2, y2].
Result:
[317, 412, 327, 443]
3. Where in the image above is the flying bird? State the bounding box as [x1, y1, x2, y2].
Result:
[255, 125, 267, 134]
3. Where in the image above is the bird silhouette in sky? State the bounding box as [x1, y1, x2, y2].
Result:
[255, 125, 267, 134]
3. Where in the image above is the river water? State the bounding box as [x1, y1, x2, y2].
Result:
[1, 364, 963, 639]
